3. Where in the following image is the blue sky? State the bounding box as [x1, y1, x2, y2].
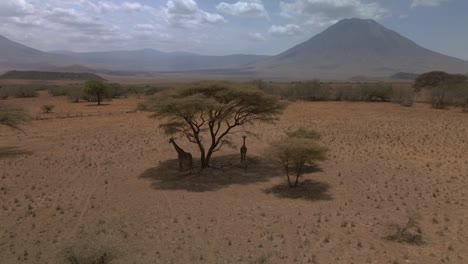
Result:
[0, 0, 467, 59]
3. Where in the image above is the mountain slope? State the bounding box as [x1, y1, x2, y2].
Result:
[0, 35, 72, 70]
[255, 18, 468, 79]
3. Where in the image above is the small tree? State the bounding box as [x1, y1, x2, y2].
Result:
[0, 104, 30, 131]
[268, 129, 327, 187]
[84, 80, 109, 105]
[140, 81, 286, 169]
[41, 104, 55, 114]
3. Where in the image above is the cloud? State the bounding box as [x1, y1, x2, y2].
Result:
[280, 0, 387, 26]
[269, 24, 302, 37]
[248, 32, 266, 41]
[0, 0, 35, 17]
[84, 1, 154, 13]
[133, 23, 172, 40]
[411, 0, 448, 7]
[164, 0, 225, 28]
[216, 0, 268, 17]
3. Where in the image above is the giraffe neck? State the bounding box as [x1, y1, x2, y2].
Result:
[171, 141, 185, 154]
[242, 137, 246, 147]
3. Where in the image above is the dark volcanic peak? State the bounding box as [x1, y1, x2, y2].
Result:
[255, 18, 468, 79]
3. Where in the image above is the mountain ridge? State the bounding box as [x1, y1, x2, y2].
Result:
[2, 18, 468, 79]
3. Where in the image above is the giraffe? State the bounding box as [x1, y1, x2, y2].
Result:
[240, 136, 247, 167]
[169, 138, 193, 172]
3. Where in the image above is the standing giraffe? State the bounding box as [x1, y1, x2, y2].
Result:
[240, 136, 247, 167]
[169, 138, 193, 172]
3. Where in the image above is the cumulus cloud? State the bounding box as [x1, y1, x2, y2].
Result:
[269, 24, 302, 37]
[0, 0, 35, 17]
[216, 0, 268, 17]
[133, 23, 172, 40]
[280, 0, 387, 26]
[248, 32, 266, 41]
[164, 0, 225, 28]
[411, 0, 448, 7]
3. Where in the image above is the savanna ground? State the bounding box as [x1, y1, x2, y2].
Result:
[0, 87, 467, 264]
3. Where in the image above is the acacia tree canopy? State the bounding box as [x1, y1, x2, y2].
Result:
[268, 129, 327, 187]
[414, 71, 467, 92]
[140, 81, 286, 168]
[84, 80, 109, 105]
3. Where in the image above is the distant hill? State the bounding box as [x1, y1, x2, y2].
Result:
[52, 49, 270, 72]
[391, 72, 420, 80]
[0, 70, 104, 80]
[254, 18, 468, 79]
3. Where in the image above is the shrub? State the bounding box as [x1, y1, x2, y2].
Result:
[14, 86, 38, 98]
[268, 129, 327, 187]
[0, 87, 8, 100]
[428, 83, 468, 109]
[386, 214, 424, 245]
[67, 88, 84, 103]
[108, 83, 129, 98]
[292, 80, 331, 101]
[41, 104, 55, 114]
[0, 104, 30, 130]
[392, 87, 415, 107]
[48, 86, 69, 96]
[287, 127, 321, 140]
[358, 83, 393, 101]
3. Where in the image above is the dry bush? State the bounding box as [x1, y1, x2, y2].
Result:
[392, 87, 415, 107]
[41, 104, 55, 114]
[48, 86, 70, 96]
[386, 214, 424, 245]
[14, 86, 38, 98]
[0, 104, 30, 130]
[62, 236, 115, 264]
[0, 87, 8, 100]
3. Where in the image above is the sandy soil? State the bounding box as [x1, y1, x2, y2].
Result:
[1, 92, 467, 264]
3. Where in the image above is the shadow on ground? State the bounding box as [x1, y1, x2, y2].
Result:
[0, 147, 32, 159]
[264, 179, 332, 201]
[140, 155, 283, 192]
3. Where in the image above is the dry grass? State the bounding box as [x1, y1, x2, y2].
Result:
[0, 91, 467, 263]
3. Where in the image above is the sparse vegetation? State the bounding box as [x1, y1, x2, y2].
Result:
[0, 86, 8, 100]
[0, 104, 30, 130]
[386, 214, 424, 245]
[0, 70, 104, 81]
[414, 71, 467, 92]
[140, 81, 285, 168]
[268, 128, 327, 187]
[41, 104, 55, 113]
[14, 86, 38, 98]
[392, 87, 415, 107]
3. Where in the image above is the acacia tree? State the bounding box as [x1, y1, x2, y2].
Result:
[84, 80, 109, 105]
[414, 71, 467, 92]
[0, 104, 30, 131]
[140, 81, 286, 169]
[268, 129, 327, 187]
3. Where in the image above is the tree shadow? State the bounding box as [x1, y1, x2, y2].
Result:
[139, 154, 284, 192]
[264, 180, 332, 201]
[0, 146, 32, 159]
[86, 103, 111, 107]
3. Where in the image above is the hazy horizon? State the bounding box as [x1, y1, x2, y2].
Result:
[1, 0, 468, 59]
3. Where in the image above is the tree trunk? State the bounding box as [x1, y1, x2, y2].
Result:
[204, 149, 214, 168]
[97, 93, 102, 105]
